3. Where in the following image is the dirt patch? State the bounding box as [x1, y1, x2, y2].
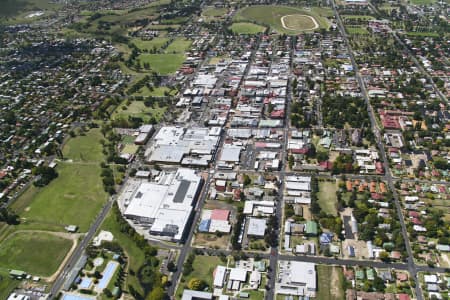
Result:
[331, 267, 342, 297]
[193, 233, 230, 249]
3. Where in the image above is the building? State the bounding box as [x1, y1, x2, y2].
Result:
[181, 290, 213, 300]
[247, 218, 267, 237]
[276, 261, 316, 297]
[123, 168, 203, 242]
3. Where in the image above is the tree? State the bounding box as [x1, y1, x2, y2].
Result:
[146, 287, 165, 300]
[103, 288, 112, 297]
[379, 251, 390, 262]
[167, 261, 176, 272]
[188, 278, 206, 291]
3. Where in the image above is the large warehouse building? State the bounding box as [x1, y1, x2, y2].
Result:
[123, 168, 203, 242]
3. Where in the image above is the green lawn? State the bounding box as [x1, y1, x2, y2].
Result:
[316, 265, 345, 300]
[112, 100, 166, 122]
[317, 181, 338, 216]
[63, 128, 104, 162]
[131, 37, 170, 51]
[176, 255, 225, 299]
[100, 209, 146, 295]
[0, 269, 19, 299]
[0, 232, 72, 277]
[342, 15, 375, 20]
[234, 5, 330, 34]
[138, 53, 185, 74]
[409, 0, 436, 4]
[406, 31, 440, 37]
[165, 38, 192, 53]
[21, 162, 107, 232]
[134, 86, 177, 97]
[230, 22, 266, 34]
[346, 25, 369, 35]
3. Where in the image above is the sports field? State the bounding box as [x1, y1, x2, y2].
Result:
[132, 37, 170, 51]
[138, 53, 185, 74]
[281, 14, 318, 31]
[0, 231, 72, 277]
[234, 5, 330, 34]
[229, 22, 266, 34]
[62, 128, 104, 162]
[21, 162, 107, 231]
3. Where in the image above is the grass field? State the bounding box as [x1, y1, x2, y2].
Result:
[346, 25, 369, 35]
[0, 269, 19, 300]
[21, 162, 107, 232]
[63, 128, 104, 162]
[131, 37, 170, 51]
[234, 5, 330, 34]
[202, 7, 228, 17]
[176, 255, 225, 299]
[165, 38, 192, 53]
[100, 209, 146, 295]
[134, 86, 177, 97]
[316, 265, 345, 300]
[409, 0, 436, 4]
[112, 100, 166, 122]
[282, 14, 318, 31]
[406, 31, 440, 37]
[317, 181, 338, 216]
[0, 0, 62, 20]
[0, 231, 72, 277]
[138, 53, 185, 74]
[342, 15, 375, 20]
[229, 22, 266, 34]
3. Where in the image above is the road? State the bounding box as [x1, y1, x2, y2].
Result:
[330, 1, 424, 298]
[49, 197, 115, 298]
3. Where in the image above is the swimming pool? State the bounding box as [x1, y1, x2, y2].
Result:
[97, 261, 119, 289]
[62, 293, 95, 300]
[78, 277, 92, 289]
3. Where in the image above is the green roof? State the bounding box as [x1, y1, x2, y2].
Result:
[366, 269, 375, 280]
[305, 221, 318, 235]
[10, 270, 26, 276]
[355, 270, 364, 280]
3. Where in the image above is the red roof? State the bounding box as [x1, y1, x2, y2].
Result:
[398, 294, 410, 300]
[211, 209, 230, 221]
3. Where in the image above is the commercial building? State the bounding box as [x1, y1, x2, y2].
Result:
[276, 261, 317, 297]
[146, 126, 220, 166]
[123, 168, 203, 242]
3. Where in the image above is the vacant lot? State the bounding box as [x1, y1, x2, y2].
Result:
[317, 265, 345, 300]
[230, 22, 266, 34]
[234, 5, 330, 34]
[0, 231, 72, 277]
[176, 255, 225, 299]
[194, 233, 230, 249]
[317, 181, 338, 216]
[21, 162, 107, 231]
[138, 53, 185, 74]
[63, 128, 104, 162]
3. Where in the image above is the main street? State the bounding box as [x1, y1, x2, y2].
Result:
[331, 1, 424, 298]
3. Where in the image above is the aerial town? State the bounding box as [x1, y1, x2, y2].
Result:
[0, 0, 449, 299]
